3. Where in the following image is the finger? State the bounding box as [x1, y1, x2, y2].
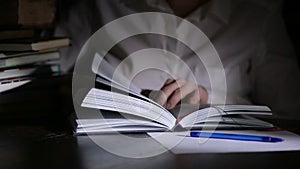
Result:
[166, 83, 198, 109]
[186, 89, 201, 104]
[198, 86, 208, 104]
[163, 79, 175, 87]
[152, 79, 174, 105]
[148, 90, 165, 102]
[155, 79, 186, 106]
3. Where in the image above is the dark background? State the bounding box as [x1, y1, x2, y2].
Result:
[283, 0, 300, 66]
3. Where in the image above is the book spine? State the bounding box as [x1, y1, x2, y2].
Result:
[0, 51, 60, 69]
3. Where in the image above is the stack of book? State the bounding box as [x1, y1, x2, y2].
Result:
[0, 0, 70, 93]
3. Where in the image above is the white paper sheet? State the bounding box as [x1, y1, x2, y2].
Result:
[148, 130, 300, 154]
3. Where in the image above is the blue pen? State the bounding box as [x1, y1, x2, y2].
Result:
[190, 132, 283, 143]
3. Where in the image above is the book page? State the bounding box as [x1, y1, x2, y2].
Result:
[178, 105, 272, 128]
[92, 52, 141, 93]
[76, 118, 167, 134]
[81, 88, 177, 129]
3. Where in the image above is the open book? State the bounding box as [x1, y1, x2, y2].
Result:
[76, 75, 274, 134]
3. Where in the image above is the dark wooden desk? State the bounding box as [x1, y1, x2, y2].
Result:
[1, 76, 300, 169]
[0, 124, 300, 169]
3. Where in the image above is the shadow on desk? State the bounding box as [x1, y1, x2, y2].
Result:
[0, 74, 74, 127]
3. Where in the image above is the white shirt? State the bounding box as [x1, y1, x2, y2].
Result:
[55, 0, 300, 118]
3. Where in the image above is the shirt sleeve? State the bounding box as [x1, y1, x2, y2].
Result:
[54, 1, 95, 72]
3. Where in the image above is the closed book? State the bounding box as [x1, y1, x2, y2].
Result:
[0, 50, 60, 69]
[0, 37, 70, 51]
[0, 64, 61, 80]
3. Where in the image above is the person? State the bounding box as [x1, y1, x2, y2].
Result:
[55, 0, 300, 118]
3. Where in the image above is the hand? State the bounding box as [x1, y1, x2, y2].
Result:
[141, 79, 208, 110]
